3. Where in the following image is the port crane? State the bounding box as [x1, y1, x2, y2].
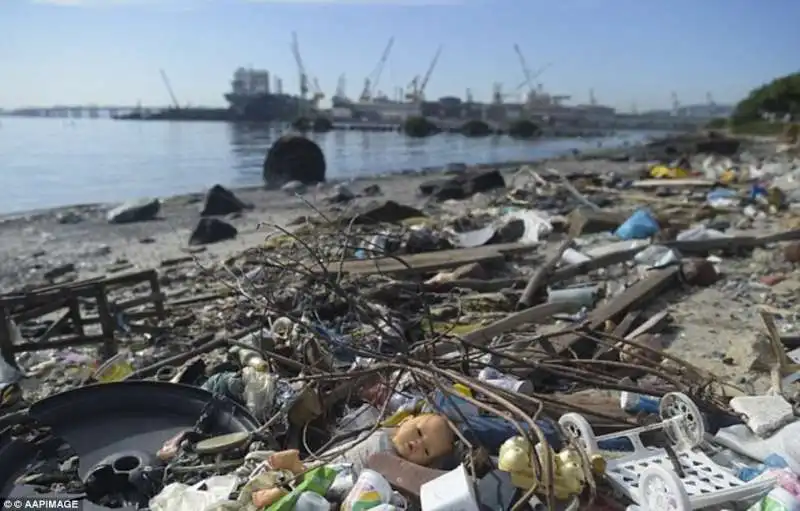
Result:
[405, 45, 442, 103]
[359, 37, 395, 102]
[671, 91, 681, 116]
[291, 32, 324, 111]
[513, 44, 560, 104]
[333, 74, 347, 102]
[159, 69, 180, 110]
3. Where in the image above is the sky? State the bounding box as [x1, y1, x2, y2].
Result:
[1, 0, 798, 112]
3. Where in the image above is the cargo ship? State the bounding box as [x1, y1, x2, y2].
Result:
[224, 67, 312, 121]
[115, 67, 312, 122]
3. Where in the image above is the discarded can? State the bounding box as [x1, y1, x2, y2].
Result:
[547, 285, 601, 309]
[620, 391, 660, 414]
[478, 368, 534, 395]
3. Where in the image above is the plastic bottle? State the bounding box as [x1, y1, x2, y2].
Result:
[236, 328, 272, 370]
[294, 491, 331, 511]
[620, 391, 660, 414]
[478, 368, 533, 395]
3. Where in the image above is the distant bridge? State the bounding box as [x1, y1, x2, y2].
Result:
[1, 105, 172, 119]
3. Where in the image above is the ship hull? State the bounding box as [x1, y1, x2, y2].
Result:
[225, 93, 311, 122]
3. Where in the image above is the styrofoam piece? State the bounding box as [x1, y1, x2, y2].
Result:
[420, 464, 480, 511]
[730, 395, 795, 438]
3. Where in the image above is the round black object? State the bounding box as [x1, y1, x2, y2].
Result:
[263, 135, 326, 187]
[0, 381, 259, 511]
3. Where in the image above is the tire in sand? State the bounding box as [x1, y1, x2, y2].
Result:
[263, 135, 326, 187]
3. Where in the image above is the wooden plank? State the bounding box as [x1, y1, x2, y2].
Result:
[315, 243, 538, 276]
[552, 265, 682, 360]
[463, 302, 576, 347]
[631, 178, 716, 189]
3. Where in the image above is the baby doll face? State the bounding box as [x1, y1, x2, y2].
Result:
[391, 414, 454, 466]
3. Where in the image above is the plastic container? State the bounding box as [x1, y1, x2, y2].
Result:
[295, 491, 331, 511]
[420, 465, 480, 511]
[340, 469, 392, 511]
[620, 391, 660, 414]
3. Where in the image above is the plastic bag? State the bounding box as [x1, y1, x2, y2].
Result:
[242, 367, 278, 421]
[614, 209, 659, 240]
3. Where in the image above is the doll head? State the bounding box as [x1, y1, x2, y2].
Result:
[391, 413, 454, 466]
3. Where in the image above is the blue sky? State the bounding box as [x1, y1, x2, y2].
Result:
[1, 0, 798, 111]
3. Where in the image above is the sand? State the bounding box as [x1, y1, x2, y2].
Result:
[0, 157, 636, 291]
[3, 141, 795, 397]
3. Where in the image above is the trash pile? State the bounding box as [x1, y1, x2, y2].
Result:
[1, 139, 800, 511]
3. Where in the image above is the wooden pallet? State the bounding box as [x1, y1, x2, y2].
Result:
[0, 269, 165, 358]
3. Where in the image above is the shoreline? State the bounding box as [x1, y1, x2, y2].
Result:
[2, 130, 768, 291]
[1, 135, 649, 223]
[0, 152, 643, 291]
[0, 127, 661, 221]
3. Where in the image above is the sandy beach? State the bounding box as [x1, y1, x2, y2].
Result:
[3, 133, 797, 401]
[0, 155, 639, 292]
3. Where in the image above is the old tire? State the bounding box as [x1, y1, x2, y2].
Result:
[263, 135, 326, 187]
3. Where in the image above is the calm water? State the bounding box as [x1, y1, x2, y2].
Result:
[0, 117, 655, 215]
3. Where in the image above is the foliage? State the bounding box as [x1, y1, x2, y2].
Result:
[705, 118, 728, 129]
[403, 116, 440, 138]
[729, 121, 791, 136]
[732, 72, 800, 125]
[459, 119, 492, 137]
[508, 119, 541, 139]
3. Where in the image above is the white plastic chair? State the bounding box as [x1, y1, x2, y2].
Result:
[559, 392, 775, 511]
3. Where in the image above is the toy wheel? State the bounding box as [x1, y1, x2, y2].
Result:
[558, 412, 599, 454]
[659, 392, 705, 448]
[637, 465, 690, 511]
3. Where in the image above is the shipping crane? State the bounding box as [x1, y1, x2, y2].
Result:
[311, 78, 324, 108]
[671, 91, 681, 116]
[513, 44, 537, 97]
[405, 45, 442, 102]
[359, 37, 394, 102]
[291, 31, 309, 114]
[513, 44, 558, 104]
[159, 69, 180, 110]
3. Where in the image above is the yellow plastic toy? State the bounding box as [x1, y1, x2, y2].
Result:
[498, 436, 606, 500]
[650, 165, 690, 179]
